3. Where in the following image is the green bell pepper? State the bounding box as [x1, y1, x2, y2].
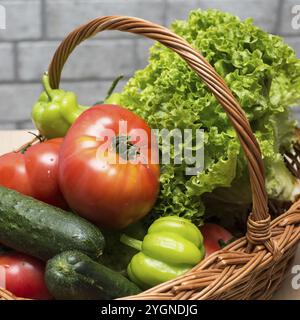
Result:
[31, 73, 88, 139]
[32, 74, 124, 139]
[121, 216, 205, 289]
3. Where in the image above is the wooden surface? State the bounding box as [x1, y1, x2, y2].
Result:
[0, 130, 299, 300]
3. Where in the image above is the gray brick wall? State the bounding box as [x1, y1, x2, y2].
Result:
[0, 0, 299, 130]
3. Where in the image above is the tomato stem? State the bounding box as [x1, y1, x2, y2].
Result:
[113, 136, 140, 161]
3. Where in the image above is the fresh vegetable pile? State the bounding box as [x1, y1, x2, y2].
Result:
[0, 9, 299, 300]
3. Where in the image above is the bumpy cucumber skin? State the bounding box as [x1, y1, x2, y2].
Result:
[45, 251, 141, 300]
[0, 186, 105, 261]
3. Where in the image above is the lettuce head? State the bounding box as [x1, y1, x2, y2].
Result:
[116, 9, 300, 226]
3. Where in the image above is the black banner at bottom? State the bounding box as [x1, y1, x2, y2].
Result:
[0, 300, 295, 318]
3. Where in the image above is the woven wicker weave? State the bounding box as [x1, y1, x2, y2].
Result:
[1, 16, 300, 300]
[0, 288, 23, 300]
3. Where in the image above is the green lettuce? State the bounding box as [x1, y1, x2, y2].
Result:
[117, 9, 300, 226]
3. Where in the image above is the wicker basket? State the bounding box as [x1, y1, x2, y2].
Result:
[1, 16, 300, 300]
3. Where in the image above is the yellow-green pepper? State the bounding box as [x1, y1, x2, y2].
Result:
[31, 73, 88, 139]
[121, 216, 205, 289]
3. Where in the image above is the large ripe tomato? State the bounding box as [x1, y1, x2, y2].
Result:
[200, 223, 234, 257]
[59, 104, 160, 229]
[0, 138, 67, 209]
[0, 252, 52, 300]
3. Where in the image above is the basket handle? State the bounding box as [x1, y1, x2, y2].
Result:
[47, 16, 271, 251]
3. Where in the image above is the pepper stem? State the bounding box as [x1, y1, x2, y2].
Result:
[42, 72, 54, 100]
[92, 74, 124, 106]
[120, 234, 142, 251]
[105, 74, 124, 101]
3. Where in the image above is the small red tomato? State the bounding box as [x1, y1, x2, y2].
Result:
[200, 223, 234, 257]
[0, 252, 52, 300]
[0, 138, 67, 209]
[59, 104, 160, 229]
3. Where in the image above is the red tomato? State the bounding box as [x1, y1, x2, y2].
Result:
[0, 252, 52, 300]
[200, 223, 234, 257]
[0, 138, 67, 209]
[59, 104, 160, 229]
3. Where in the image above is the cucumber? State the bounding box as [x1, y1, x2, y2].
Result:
[0, 186, 105, 261]
[45, 251, 141, 300]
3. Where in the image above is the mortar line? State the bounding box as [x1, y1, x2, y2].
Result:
[12, 42, 18, 81]
[0, 77, 130, 85]
[7, 36, 139, 45]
